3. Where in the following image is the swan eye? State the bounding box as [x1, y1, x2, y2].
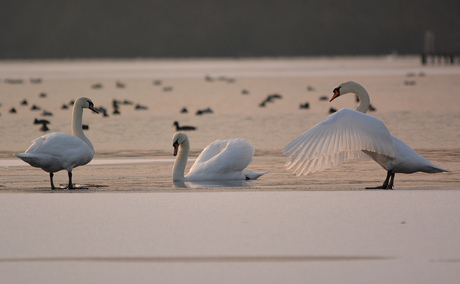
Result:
[173, 139, 179, 147]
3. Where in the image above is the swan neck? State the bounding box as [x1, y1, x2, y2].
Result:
[353, 84, 370, 113]
[173, 139, 190, 181]
[71, 102, 94, 152]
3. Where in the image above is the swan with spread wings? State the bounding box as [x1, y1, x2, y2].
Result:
[283, 81, 448, 189]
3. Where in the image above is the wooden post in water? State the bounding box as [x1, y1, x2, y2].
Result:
[422, 30, 435, 65]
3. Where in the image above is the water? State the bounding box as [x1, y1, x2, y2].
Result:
[1, 56, 460, 283]
[0, 56, 459, 190]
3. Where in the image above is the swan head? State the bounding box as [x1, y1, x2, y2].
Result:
[329, 81, 370, 114]
[75, 97, 99, 114]
[330, 86, 341, 102]
[172, 132, 188, 156]
[330, 81, 360, 102]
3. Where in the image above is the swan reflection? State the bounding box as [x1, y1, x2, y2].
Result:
[173, 179, 255, 189]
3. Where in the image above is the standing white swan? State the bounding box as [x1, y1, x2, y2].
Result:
[172, 132, 267, 181]
[283, 81, 448, 189]
[15, 97, 99, 189]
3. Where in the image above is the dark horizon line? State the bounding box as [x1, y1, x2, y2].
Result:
[0, 52, 419, 61]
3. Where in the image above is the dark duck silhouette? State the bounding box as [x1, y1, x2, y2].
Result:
[173, 121, 196, 131]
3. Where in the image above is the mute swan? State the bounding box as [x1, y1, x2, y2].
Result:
[172, 132, 267, 181]
[15, 97, 99, 189]
[283, 81, 448, 189]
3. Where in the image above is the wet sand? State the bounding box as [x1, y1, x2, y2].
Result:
[1, 146, 459, 192]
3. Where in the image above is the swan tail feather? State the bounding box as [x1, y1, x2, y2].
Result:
[242, 169, 268, 180]
[14, 153, 54, 169]
[425, 165, 449, 173]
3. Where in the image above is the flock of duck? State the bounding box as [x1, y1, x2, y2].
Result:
[12, 81, 448, 190]
[4, 85, 150, 132]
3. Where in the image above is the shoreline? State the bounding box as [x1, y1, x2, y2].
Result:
[1, 153, 457, 193]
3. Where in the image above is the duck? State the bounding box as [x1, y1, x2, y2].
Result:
[283, 81, 448, 189]
[92, 83, 103, 89]
[39, 121, 50, 132]
[41, 110, 53, 116]
[172, 132, 267, 182]
[299, 102, 310, 109]
[33, 118, 50, 125]
[135, 104, 148, 110]
[116, 81, 125, 88]
[30, 78, 42, 84]
[33, 118, 51, 131]
[15, 97, 99, 189]
[195, 108, 213, 115]
[173, 121, 196, 131]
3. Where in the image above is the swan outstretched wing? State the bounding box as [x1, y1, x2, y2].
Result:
[187, 138, 255, 179]
[283, 108, 396, 176]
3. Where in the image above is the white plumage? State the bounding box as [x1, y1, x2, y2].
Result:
[284, 109, 396, 175]
[15, 97, 99, 189]
[283, 81, 448, 189]
[172, 132, 267, 181]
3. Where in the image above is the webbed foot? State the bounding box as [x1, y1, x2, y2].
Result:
[62, 184, 88, 190]
[365, 185, 393, 190]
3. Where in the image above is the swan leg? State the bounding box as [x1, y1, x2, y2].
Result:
[67, 171, 74, 190]
[66, 171, 90, 189]
[50, 173, 56, 189]
[387, 173, 395, 190]
[366, 170, 393, 190]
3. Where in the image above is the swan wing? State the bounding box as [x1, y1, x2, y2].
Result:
[192, 139, 230, 165]
[187, 138, 255, 180]
[25, 133, 92, 157]
[15, 132, 94, 171]
[23, 132, 57, 153]
[283, 108, 397, 176]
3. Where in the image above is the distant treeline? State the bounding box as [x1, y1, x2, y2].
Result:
[1, 0, 460, 58]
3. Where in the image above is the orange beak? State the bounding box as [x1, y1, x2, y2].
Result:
[330, 89, 340, 102]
